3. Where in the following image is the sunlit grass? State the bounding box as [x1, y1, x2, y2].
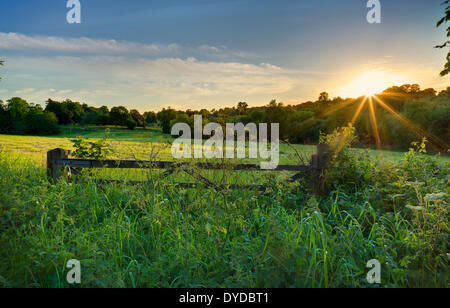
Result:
[0, 138, 448, 287]
[1, 125, 448, 166]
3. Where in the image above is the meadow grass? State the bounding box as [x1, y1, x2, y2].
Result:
[1, 125, 448, 165]
[0, 127, 448, 287]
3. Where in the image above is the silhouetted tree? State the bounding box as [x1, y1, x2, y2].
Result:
[110, 106, 129, 126]
[158, 108, 177, 134]
[237, 102, 248, 115]
[97, 106, 110, 125]
[130, 109, 146, 127]
[143, 111, 157, 124]
[319, 92, 330, 102]
[436, 0, 450, 76]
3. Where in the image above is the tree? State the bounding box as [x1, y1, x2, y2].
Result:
[158, 108, 177, 134]
[110, 106, 129, 126]
[45, 99, 85, 125]
[0, 99, 11, 133]
[436, 0, 450, 76]
[438, 87, 450, 98]
[319, 92, 329, 102]
[98, 106, 110, 125]
[130, 109, 146, 127]
[249, 109, 265, 123]
[45, 99, 66, 124]
[418, 88, 437, 98]
[64, 99, 85, 124]
[23, 109, 60, 135]
[0, 97, 60, 135]
[143, 111, 157, 124]
[409, 84, 421, 94]
[6, 97, 30, 120]
[237, 102, 248, 115]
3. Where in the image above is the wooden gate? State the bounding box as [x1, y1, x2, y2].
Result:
[47, 144, 330, 194]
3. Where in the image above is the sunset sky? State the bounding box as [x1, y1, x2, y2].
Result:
[0, 0, 449, 112]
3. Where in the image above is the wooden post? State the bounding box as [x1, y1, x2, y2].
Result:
[311, 143, 330, 195]
[316, 143, 330, 169]
[47, 148, 71, 183]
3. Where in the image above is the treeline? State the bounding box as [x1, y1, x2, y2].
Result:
[0, 97, 158, 135]
[0, 97, 60, 135]
[1, 84, 449, 151]
[45, 99, 157, 129]
[160, 84, 450, 151]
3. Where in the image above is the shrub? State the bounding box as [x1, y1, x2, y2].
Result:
[72, 130, 113, 159]
[320, 126, 376, 192]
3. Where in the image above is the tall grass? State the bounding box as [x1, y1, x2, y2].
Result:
[0, 136, 448, 287]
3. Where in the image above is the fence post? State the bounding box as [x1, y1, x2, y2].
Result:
[47, 148, 71, 183]
[311, 143, 330, 195]
[316, 143, 330, 169]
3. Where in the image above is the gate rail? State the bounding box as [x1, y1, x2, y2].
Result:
[47, 144, 330, 194]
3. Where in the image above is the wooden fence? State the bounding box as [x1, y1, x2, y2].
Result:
[47, 144, 330, 194]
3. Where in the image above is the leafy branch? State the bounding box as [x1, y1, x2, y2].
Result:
[436, 0, 450, 76]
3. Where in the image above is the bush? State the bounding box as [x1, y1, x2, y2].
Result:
[320, 126, 377, 192]
[72, 131, 113, 159]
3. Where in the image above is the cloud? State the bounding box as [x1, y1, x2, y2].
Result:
[0, 32, 330, 110]
[0, 32, 176, 54]
[0, 32, 253, 60]
[1, 54, 324, 110]
[14, 88, 35, 95]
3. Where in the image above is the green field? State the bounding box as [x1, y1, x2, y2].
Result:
[1, 125, 448, 165]
[0, 126, 448, 287]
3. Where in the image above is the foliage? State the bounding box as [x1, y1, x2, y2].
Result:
[320, 126, 376, 192]
[45, 99, 84, 125]
[130, 109, 146, 128]
[318, 92, 330, 102]
[159, 108, 177, 134]
[0, 97, 60, 135]
[0, 132, 448, 287]
[143, 111, 157, 124]
[71, 130, 113, 159]
[126, 118, 137, 130]
[110, 106, 130, 127]
[1, 83, 449, 154]
[157, 86, 449, 152]
[22, 109, 61, 135]
[436, 0, 450, 76]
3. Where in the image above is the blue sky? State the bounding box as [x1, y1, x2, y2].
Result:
[0, 0, 449, 111]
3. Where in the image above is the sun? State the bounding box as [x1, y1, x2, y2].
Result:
[338, 71, 406, 98]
